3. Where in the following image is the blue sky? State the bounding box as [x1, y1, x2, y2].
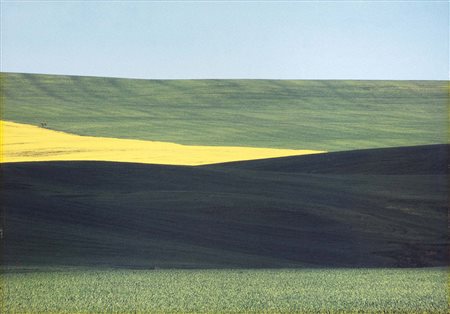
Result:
[1, 1, 448, 80]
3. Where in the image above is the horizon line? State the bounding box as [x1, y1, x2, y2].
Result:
[1, 71, 449, 82]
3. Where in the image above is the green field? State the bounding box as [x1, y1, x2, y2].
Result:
[1, 73, 448, 313]
[1, 73, 448, 151]
[2, 268, 448, 313]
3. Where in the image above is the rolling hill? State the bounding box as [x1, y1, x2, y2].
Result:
[206, 144, 448, 174]
[1, 73, 447, 269]
[2, 145, 447, 269]
[1, 72, 447, 151]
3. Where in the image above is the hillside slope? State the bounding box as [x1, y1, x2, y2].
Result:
[2, 73, 447, 151]
[2, 145, 447, 269]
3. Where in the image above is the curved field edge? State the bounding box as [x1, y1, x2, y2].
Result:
[0, 120, 323, 165]
[2, 73, 448, 151]
[2, 145, 448, 269]
[2, 268, 448, 313]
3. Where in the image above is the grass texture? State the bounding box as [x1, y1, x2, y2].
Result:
[1, 73, 448, 151]
[2, 268, 448, 313]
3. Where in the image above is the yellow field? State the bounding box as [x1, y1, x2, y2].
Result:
[0, 121, 323, 166]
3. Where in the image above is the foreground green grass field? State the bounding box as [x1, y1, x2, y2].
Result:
[1, 73, 447, 151]
[2, 268, 448, 313]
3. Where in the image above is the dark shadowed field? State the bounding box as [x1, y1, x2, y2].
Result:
[2, 145, 447, 269]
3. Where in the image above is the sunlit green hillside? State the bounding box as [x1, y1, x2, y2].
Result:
[1, 73, 447, 150]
